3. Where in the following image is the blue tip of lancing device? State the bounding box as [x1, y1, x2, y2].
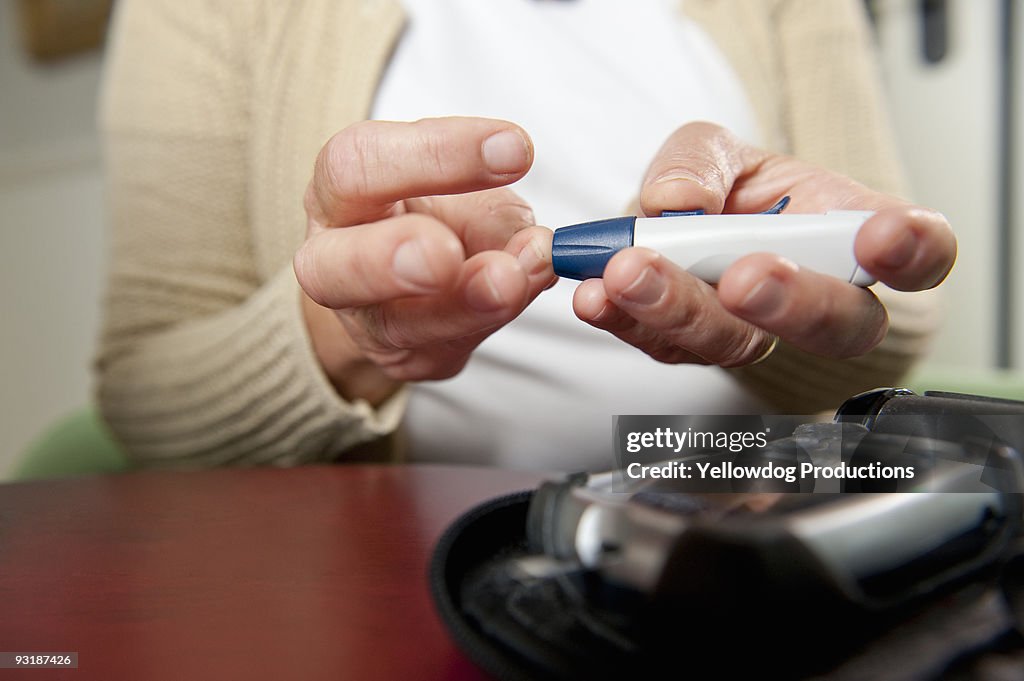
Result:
[551, 216, 636, 280]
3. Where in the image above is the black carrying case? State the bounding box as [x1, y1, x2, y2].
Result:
[431, 490, 1024, 680]
[430, 390, 1024, 680]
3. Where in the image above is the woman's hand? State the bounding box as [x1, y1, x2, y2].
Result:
[294, 117, 554, 404]
[572, 122, 956, 366]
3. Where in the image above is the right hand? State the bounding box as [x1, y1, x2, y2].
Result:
[294, 117, 555, 405]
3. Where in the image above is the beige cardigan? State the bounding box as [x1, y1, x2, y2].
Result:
[96, 0, 941, 468]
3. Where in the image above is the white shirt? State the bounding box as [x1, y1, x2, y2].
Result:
[373, 0, 766, 471]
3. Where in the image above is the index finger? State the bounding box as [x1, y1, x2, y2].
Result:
[308, 117, 534, 228]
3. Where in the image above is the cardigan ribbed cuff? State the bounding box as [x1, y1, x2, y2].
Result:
[97, 267, 407, 468]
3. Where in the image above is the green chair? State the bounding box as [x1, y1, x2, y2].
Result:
[11, 405, 130, 481]
[905, 365, 1024, 402]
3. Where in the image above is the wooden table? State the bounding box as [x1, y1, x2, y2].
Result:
[0, 465, 547, 680]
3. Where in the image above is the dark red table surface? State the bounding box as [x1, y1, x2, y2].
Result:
[0, 464, 548, 681]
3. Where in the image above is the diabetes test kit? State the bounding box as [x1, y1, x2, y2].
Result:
[550, 196, 877, 285]
[430, 389, 1024, 680]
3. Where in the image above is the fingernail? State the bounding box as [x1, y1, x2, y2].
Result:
[643, 175, 714, 215]
[738, 275, 786, 317]
[590, 300, 615, 322]
[651, 171, 705, 186]
[516, 237, 549, 276]
[392, 239, 438, 290]
[620, 266, 665, 306]
[878, 228, 917, 269]
[482, 130, 530, 174]
[465, 264, 506, 312]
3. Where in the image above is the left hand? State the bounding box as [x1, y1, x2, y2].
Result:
[571, 122, 956, 365]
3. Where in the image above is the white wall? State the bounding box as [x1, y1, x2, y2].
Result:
[0, 0, 106, 478]
[1012, 0, 1024, 365]
[874, 0, 1003, 370]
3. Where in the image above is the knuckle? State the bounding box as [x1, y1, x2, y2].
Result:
[488, 198, 534, 228]
[717, 328, 769, 367]
[302, 183, 323, 225]
[380, 364, 418, 382]
[322, 123, 378, 200]
[377, 313, 414, 351]
[372, 348, 425, 383]
[293, 238, 326, 305]
[468, 201, 535, 252]
[657, 286, 704, 334]
[373, 348, 416, 373]
[343, 310, 421, 372]
[353, 306, 413, 352]
[416, 127, 451, 178]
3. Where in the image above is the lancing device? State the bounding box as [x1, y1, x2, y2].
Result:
[551, 196, 877, 286]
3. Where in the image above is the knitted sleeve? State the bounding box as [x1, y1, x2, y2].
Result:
[94, 0, 406, 468]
